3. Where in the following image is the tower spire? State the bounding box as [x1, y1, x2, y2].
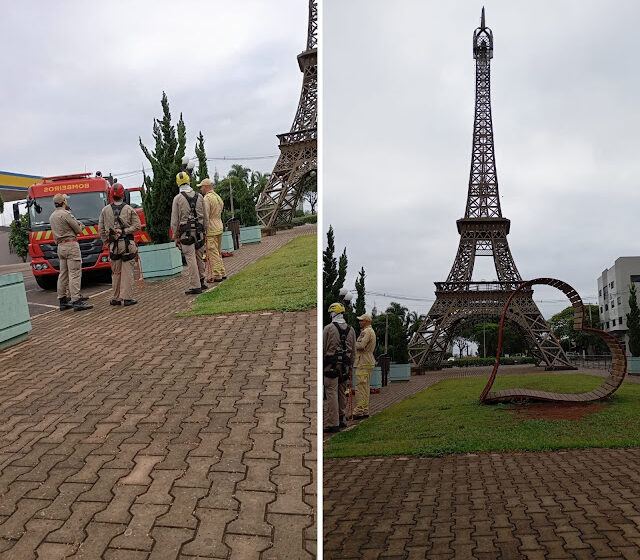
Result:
[481, 6, 485, 29]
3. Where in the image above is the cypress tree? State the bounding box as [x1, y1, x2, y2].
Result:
[139, 92, 187, 244]
[195, 131, 209, 183]
[355, 267, 366, 317]
[627, 282, 640, 357]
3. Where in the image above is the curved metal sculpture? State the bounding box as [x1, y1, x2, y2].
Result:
[480, 278, 627, 404]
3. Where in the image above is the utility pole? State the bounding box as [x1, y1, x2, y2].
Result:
[229, 177, 235, 218]
[483, 323, 486, 359]
[385, 314, 389, 354]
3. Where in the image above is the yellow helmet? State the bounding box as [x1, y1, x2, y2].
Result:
[176, 171, 191, 186]
[328, 302, 345, 314]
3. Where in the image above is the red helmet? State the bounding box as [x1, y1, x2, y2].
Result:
[112, 183, 125, 199]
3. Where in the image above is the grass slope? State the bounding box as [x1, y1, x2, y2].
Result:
[325, 374, 640, 458]
[184, 234, 316, 315]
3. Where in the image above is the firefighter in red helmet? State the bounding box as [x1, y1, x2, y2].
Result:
[98, 183, 141, 306]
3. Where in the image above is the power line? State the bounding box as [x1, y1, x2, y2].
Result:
[112, 154, 278, 179]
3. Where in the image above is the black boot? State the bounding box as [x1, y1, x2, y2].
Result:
[200, 278, 208, 290]
[323, 426, 340, 434]
[185, 288, 203, 295]
[71, 300, 93, 312]
[110, 299, 122, 306]
[123, 299, 137, 307]
[339, 416, 347, 429]
[59, 296, 73, 311]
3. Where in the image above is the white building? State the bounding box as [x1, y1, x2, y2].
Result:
[597, 257, 640, 352]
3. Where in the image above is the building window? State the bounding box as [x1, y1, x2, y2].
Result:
[610, 281, 614, 288]
[618, 296, 622, 305]
[600, 306, 603, 313]
[631, 275, 640, 283]
[599, 289, 602, 296]
[604, 286, 609, 297]
[606, 321, 610, 329]
[611, 300, 615, 309]
[605, 304, 608, 311]
[619, 316, 623, 326]
[613, 319, 616, 326]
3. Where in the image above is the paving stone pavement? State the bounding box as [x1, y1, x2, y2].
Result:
[324, 363, 640, 559]
[325, 448, 640, 560]
[0, 224, 317, 559]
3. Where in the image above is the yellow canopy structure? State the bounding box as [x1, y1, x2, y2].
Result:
[0, 171, 42, 202]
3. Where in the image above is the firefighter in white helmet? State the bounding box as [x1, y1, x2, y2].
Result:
[353, 313, 376, 419]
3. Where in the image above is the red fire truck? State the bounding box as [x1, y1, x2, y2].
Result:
[13, 172, 149, 289]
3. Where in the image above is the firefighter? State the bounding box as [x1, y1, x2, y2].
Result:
[323, 302, 356, 433]
[170, 171, 209, 295]
[198, 178, 227, 283]
[49, 193, 92, 311]
[98, 183, 141, 306]
[353, 313, 377, 419]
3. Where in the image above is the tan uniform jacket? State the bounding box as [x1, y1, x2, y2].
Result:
[50, 208, 84, 244]
[98, 203, 142, 254]
[323, 322, 356, 375]
[355, 326, 377, 368]
[170, 190, 208, 241]
[204, 191, 224, 235]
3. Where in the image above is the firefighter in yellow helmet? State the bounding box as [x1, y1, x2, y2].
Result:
[170, 171, 209, 294]
[353, 313, 376, 419]
[323, 302, 356, 433]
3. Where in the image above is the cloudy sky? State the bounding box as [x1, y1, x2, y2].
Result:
[0, 0, 307, 214]
[323, 0, 640, 319]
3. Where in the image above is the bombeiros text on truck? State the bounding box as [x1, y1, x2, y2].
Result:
[13, 172, 148, 289]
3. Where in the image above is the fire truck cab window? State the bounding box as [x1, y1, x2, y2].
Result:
[128, 190, 143, 209]
[29, 192, 107, 231]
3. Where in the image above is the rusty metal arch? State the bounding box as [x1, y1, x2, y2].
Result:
[480, 278, 627, 404]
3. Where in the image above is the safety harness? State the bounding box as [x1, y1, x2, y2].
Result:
[324, 322, 352, 381]
[178, 192, 205, 249]
[109, 203, 136, 262]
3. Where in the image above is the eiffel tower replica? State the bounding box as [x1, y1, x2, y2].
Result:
[255, 0, 317, 232]
[409, 9, 573, 371]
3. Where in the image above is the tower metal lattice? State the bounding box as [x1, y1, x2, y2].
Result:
[409, 9, 573, 371]
[255, 0, 317, 230]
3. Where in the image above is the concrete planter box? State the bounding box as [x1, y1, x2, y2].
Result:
[239, 225, 261, 245]
[370, 366, 382, 389]
[390, 363, 411, 382]
[629, 357, 640, 375]
[137, 243, 182, 280]
[350, 367, 382, 390]
[0, 273, 32, 350]
[221, 231, 234, 253]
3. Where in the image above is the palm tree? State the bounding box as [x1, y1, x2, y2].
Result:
[249, 171, 270, 204]
[228, 164, 251, 183]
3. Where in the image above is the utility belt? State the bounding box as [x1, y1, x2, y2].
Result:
[57, 238, 78, 245]
[110, 252, 136, 262]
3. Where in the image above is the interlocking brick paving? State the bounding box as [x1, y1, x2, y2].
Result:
[0, 225, 316, 559]
[324, 448, 640, 559]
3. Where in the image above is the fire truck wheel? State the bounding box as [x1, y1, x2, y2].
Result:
[35, 275, 57, 290]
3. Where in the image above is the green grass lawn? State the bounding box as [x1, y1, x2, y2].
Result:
[325, 374, 640, 458]
[183, 234, 316, 315]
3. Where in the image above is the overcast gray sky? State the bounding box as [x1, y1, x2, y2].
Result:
[323, 0, 640, 320]
[0, 0, 306, 194]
